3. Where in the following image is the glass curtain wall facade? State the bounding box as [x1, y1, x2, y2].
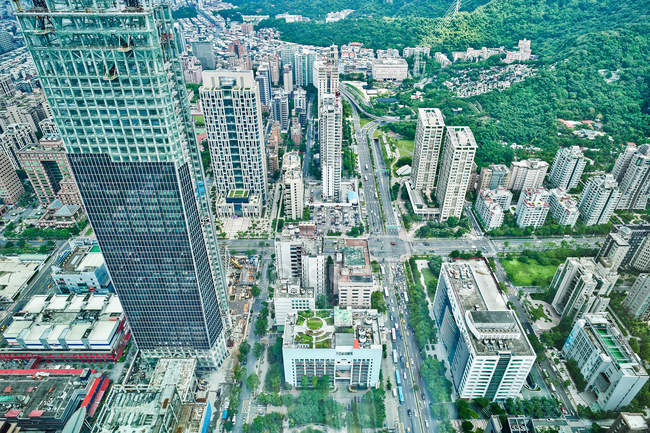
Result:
[15, 0, 230, 367]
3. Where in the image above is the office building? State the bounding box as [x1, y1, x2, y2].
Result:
[51, 239, 113, 294]
[515, 188, 550, 228]
[319, 93, 343, 202]
[615, 144, 650, 210]
[507, 159, 549, 191]
[283, 64, 293, 94]
[274, 280, 315, 325]
[1, 293, 127, 362]
[596, 231, 630, 273]
[0, 368, 105, 430]
[478, 164, 510, 190]
[608, 413, 649, 433]
[294, 87, 307, 111]
[563, 313, 648, 410]
[548, 188, 580, 226]
[201, 70, 268, 207]
[371, 58, 408, 81]
[271, 90, 290, 131]
[276, 226, 326, 296]
[437, 126, 477, 221]
[18, 135, 81, 207]
[255, 73, 271, 107]
[0, 151, 23, 204]
[335, 239, 375, 308]
[622, 274, 650, 320]
[578, 174, 621, 226]
[283, 151, 304, 220]
[550, 257, 618, 319]
[0, 123, 36, 169]
[17, 0, 229, 368]
[475, 188, 511, 231]
[0, 74, 15, 98]
[433, 260, 536, 400]
[190, 40, 216, 70]
[282, 308, 382, 387]
[38, 117, 58, 135]
[549, 146, 586, 190]
[410, 108, 445, 191]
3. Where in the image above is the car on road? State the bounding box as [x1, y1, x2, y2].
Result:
[407, 409, 412, 416]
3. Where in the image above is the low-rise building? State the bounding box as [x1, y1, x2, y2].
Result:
[335, 239, 375, 308]
[608, 413, 649, 433]
[371, 58, 408, 81]
[548, 188, 580, 226]
[515, 188, 549, 228]
[37, 198, 84, 228]
[563, 313, 648, 410]
[0, 256, 40, 302]
[274, 280, 315, 326]
[282, 308, 382, 387]
[51, 238, 113, 294]
[1, 293, 128, 362]
[432, 259, 536, 400]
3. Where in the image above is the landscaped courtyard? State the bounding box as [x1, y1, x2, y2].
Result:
[501, 258, 558, 287]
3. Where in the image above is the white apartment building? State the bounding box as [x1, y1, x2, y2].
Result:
[319, 93, 342, 202]
[475, 189, 512, 231]
[578, 174, 621, 226]
[436, 126, 477, 221]
[550, 257, 618, 319]
[371, 58, 408, 81]
[283, 64, 293, 94]
[515, 188, 550, 228]
[549, 146, 586, 191]
[507, 158, 549, 192]
[282, 308, 382, 387]
[614, 144, 650, 210]
[631, 236, 650, 272]
[276, 227, 326, 296]
[201, 70, 268, 204]
[0, 123, 36, 169]
[273, 281, 315, 326]
[335, 239, 374, 308]
[410, 108, 445, 191]
[432, 260, 536, 400]
[284, 169, 304, 220]
[313, 58, 338, 107]
[548, 188, 580, 226]
[478, 164, 510, 190]
[294, 87, 307, 111]
[563, 313, 648, 410]
[38, 117, 58, 136]
[623, 274, 650, 320]
[302, 254, 326, 295]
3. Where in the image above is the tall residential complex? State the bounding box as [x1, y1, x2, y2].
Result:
[507, 158, 549, 191]
[271, 90, 289, 131]
[16, 0, 229, 367]
[548, 188, 580, 226]
[622, 274, 650, 320]
[275, 226, 326, 296]
[549, 146, 586, 190]
[319, 93, 342, 202]
[283, 151, 304, 220]
[563, 313, 648, 410]
[201, 70, 268, 205]
[432, 260, 535, 400]
[314, 55, 338, 107]
[0, 123, 36, 169]
[0, 151, 23, 204]
[550, 257, 617, 319]
[478, 164, 510, 190]
[595, 231, 630, 273]
[475, 188, 512, 231]
[410, 108, 445, 191]
[614, 144, 650, 210]
[578, 174, 621, 226]
[436, 126, 477, 221]
[515, 188, 550, 228]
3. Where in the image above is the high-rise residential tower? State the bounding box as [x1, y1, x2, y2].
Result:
[436, 126, 477, 221]
[622, 274, 650, 320]
[507, 158, 549, 191]
[549, 145, 586, 191]
[615, 144, 650, 210]
[314, 54, 338, 107]
[201, 70, 268, 205]
[319, 93, 342, 202]
[578, 174, 621, 226]
[16, 0, 229, 368]
[410, 108, 445, 191]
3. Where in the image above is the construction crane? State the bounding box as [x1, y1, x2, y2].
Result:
[230, 257, 242, 269]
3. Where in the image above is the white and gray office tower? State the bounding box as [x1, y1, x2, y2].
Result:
[410, 108, 445, 191]
[201, 70, 268, 204]
[16, 0, 230, 367]
[319, 93, 342, 202]
[549, 145, 586, 190]
[578, 174, 621, 226]
[432, 260, 535, 400]
[437, 126, 477, 221]
[612, 144, 650, 210]
[563, 313, 648, 410]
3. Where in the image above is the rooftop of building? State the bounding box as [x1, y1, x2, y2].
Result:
[150, 358, 196, 400]
[418, 108, 444, 127]
[283, 308, 381, 350]
[511, 158, 549, 169]
[372, 57, 407, 65]
[445, 126, 477, 149]
[442, 259, 535, 356]
[619, 413, 648, 430]
[201, 69, 256, 90]
[53, 243, 104, 274]
[0, 257, 40, 302]
[0, 368, 97, 423]
[275, 280, 314, 299]
[579, 313, 646, 374]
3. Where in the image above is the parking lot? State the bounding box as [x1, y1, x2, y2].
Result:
[310, 203, 362, 235]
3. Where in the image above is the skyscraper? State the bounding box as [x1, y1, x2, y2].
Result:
[549, 145, 586, 191]
[16, 0, 229, 367]
[436, 126, 477, 221]
[283, 151, 304, 220]
[201, 70, 268, 204]
[319, 93, 342, 202]
[314, 54, 338, 107]
[622, 274, 650, 320]
[410, 108, 445, 191]
[615, 144, 650, 210]
[271, 90, 290, 132]
[578, 174, 621, 226]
